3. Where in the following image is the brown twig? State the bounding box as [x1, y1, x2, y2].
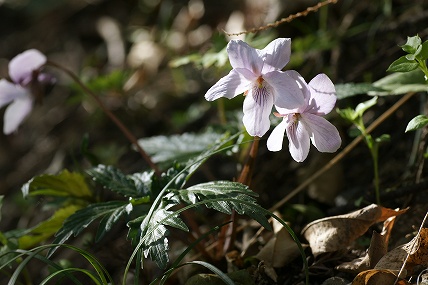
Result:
[216, 137, 260, 257]
[224, 0, 339, 37]
[46, 61, 162, 177]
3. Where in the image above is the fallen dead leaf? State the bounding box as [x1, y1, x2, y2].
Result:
[302, 204, 406, 256]
[336, 215, 397, 273]
[351, 269, 409, 285]
[375, 228, 428, 275]
[255, 217, 301, 267]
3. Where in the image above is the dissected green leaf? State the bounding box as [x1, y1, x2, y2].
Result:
[137, 132, 225, 166]
[19, 205, 82, 249]
[168, 181, 271, 230]
[335, 83, 383, 99]
[87, 165, 152, 198]
[405, 115, 428, 132]
[371, 69, 428, 95]
[49, 201, 129, 256]
[21, 170, 92, 199]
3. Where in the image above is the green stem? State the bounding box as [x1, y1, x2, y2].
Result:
[370, 144, 381, 205]
[46, 61, 162, 177]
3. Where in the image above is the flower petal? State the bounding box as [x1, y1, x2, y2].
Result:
[302, 113, 341, 153]
[287, 120, 310, 162]
[9, 49, 46, 85]
[258, 38, 291, 74]
[205, 69, 251, 101]
[267, 119, 287, 152]
[0, 79, 27, 109]
[264, 71, 305, 110]
[3, 95, 33, 134]
[227, 40, 263, 75]
[307, 73, 336, 115]
[242, 84, 274, 137]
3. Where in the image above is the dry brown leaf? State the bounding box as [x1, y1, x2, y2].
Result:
[375, 228, 428, 275]
[255, 218, 301, 267]
[336, 215, 397, 273]
[351, 269, 409, 285]
[302, 204, 406, 256]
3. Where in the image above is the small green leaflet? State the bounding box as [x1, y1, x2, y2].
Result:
[87, 165, 152, 198]
[387, 56, 419, 73]
[406, 115, 428, 132]
[22, 170, 92, 199]
[49, 201, 129, 257]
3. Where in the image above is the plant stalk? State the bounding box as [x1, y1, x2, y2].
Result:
[46, 61, 162, 177]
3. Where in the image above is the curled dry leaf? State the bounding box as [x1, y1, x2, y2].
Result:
[255, 217, 301, 268]
[375, 228, 428, 275]
[336, 215, 397, 273]
[351, 269, 410, 285]
[302, 204, 407, 256]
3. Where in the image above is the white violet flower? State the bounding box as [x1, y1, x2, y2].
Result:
[204, 38, 304, 137]
[0, 49, 54, 134]
[267, 70, 341, 162]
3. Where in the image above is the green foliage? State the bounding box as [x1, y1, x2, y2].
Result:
[405, 115, 428, 132]
[21, 170, 92, 200]
[335, 83, 382, 99]
[134, 181, 271, 269]
[137, 131, 225, 167]
[387, 35, 428, 79]
[87, 164, 152, 198]
[337, 96, 378, 123]
[50, 201, 130, 256]
[19, 205, 83, 249]
[371, 69, 428, 95]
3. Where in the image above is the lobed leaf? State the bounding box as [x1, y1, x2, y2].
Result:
[22, 170, 92, 199]
[137, 132, 225, 167]
[87, 165, 152, 198]
[49, 201, 130, 257]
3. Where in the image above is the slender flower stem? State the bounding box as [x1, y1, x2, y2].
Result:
[46, 61, 162, 177]
[216, 136, 260, 256]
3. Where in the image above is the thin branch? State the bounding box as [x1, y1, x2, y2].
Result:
[224, 0, 339, 37]
[47, 61, 162, 177]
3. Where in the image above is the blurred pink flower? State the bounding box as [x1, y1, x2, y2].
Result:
[0, 49, 53, 134]
[267, 71, 341, 162]
[205, 38, 304, 137]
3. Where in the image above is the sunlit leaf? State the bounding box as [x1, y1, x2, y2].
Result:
[137, 132, 225, 167]
[400, 35, 422, 54]
[18, 205, 82, 249]
[335, 83, 383, 99]
[168, 181, 271, 230]
[49, 201, 129, 256]
[405, 115, 428, 132]
[355, 96, 378, 117]
[301, 204, 407, 256]
[386, 56, 418, 73]
[21, 170, 92, 199]
[87, 165, 152, 198]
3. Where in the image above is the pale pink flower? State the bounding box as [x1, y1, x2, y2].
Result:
[0, 49, 53, 134]
[205, 38, 304, 137]
[267, 71, 341, 162]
